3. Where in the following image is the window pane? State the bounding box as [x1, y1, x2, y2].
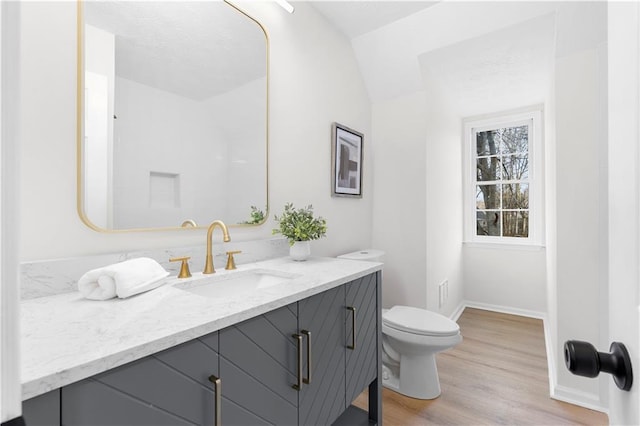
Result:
[501, 154, 529, 180]
[503, 211, 529, 237]
[476, 130, 499, 156]
[502, 183, 529, 209]
[476, 157, 501, 181]
[477, 211, 501, 236]
[477, 185, 500, 209]
[498, 125, 528, 155]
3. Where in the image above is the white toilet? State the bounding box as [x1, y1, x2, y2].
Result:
[338, 250, 462, 400]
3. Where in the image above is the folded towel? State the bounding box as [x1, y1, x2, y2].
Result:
[78, 257, 170, 300]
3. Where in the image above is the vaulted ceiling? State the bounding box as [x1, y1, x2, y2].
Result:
[309, 1, 437, 39]
[311, 1, 606, 116]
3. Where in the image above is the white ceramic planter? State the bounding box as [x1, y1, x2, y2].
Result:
[289, 241, 311, 261]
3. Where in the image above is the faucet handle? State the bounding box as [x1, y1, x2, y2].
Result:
[169, 256, 192, 278]
[225, 251, 242, 270]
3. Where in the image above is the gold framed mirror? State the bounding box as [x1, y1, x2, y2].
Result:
[77, 1, 268, 231]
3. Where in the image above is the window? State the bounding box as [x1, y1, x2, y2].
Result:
[463, 109, 542, 245]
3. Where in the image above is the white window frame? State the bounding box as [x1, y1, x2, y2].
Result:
[463, 108, 543, 246]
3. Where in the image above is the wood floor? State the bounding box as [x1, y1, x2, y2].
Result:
[353, 308, 608, 425]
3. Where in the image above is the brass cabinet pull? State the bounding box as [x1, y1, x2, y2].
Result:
[208, 375, 221, 426]
[301, 330, 311, 384]
[292, 334, 303, 390]
[347, 306, 357, 350]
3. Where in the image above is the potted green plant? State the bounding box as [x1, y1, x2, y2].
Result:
[272, 203, 327, 261]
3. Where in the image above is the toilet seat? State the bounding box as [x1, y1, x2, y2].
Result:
[383, 305, 459, 337]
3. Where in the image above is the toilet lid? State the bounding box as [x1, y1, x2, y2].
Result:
[383, 306, 460, 336]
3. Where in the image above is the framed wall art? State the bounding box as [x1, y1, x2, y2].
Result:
[331, 122, 363, 198]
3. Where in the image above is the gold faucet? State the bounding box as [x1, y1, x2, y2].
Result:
[203, 220, 231, 274]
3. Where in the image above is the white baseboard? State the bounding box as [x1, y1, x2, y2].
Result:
[449, 301, 466, 322]
[542, 315, 557, 398]
[552, 385, 608, 414]
[462, 300, 546, 319]
[454, 301, 608, 414]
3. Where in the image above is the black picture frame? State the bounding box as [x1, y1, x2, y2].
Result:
[331, 122, 364, 198]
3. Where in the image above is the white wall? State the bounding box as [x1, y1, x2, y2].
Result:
[544, 69, 558, 399]
[424, 80, 463, 315]
[1, 1, 22, 421]
[463, 248, 547, 315]
[371, 92, 428, 310]
[545, 1, 609, 411]
[552, 45, 608, 409]
[370, 83, 464, 315]
[19, 2, 372, 262]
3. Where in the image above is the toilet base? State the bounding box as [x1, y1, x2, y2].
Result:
[382, 353, 442, 400]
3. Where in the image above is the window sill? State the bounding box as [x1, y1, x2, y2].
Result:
[463, 241, 545, 251]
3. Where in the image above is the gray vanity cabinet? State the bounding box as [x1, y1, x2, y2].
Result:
[61, 331, 220, 426]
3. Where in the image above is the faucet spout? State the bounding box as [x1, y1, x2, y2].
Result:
[203, 220, 231, 274]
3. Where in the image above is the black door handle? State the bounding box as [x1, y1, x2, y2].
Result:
[564, 340, 633, 391]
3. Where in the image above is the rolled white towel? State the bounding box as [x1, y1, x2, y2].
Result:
[78, 257, 170, 300]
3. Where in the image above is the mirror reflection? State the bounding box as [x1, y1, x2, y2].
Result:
[80, 1, 268, 231]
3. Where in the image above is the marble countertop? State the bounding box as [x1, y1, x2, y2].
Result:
[21, 256, 382, 400]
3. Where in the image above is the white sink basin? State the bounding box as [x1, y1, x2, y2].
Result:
[173, 269, 300, 300]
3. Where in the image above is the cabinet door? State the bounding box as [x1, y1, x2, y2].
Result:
[22, 389, 60, 426]
[298, 285, 346, 426]
[219, 303, 299, 425]
[345, 273, 379, 405]
[62, 332, 219, 426]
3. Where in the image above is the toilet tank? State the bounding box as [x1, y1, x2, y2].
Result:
[337, 249, 385, 263]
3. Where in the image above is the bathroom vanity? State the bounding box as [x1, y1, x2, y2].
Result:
[21, 257, 382, 426]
